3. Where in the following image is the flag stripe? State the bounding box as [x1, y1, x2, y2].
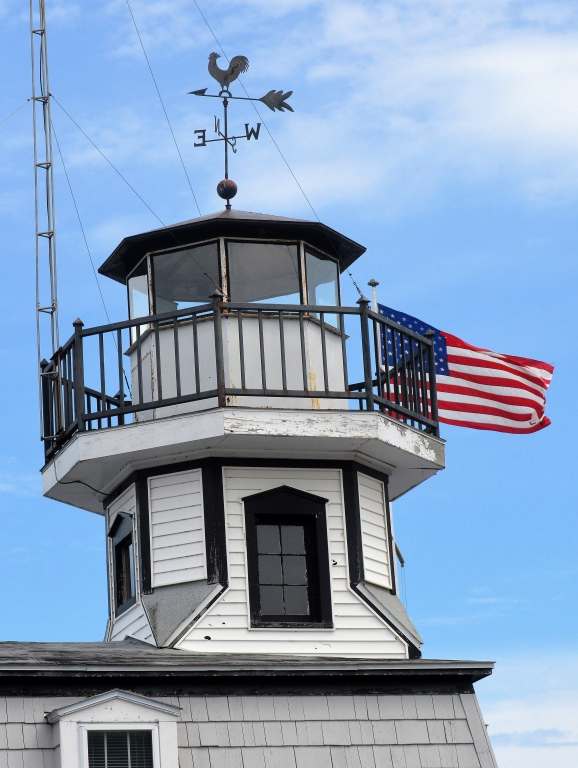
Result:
[376, 304, 554, 434]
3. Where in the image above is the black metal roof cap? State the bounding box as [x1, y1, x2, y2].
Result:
[98, 209, 367, 285]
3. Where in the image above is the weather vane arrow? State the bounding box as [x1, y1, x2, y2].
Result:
[188, 52, 294, 209]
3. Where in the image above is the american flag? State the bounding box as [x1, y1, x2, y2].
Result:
[377, 304, 554, 434]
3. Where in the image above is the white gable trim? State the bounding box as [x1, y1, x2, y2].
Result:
[46, 689, 181, 723]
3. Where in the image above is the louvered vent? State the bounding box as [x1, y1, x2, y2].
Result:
[87, 731, 153, 768]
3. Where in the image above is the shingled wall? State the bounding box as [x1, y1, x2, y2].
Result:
[0, 692, 497, 768]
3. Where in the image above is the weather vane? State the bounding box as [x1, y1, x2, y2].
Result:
[189, 53, 293, 209]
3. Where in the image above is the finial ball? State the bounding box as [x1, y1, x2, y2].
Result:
[217, 179, 238, 200]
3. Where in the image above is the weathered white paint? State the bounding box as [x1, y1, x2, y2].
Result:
[129, 314, 346, 420]
[358, 472, 391, 590]
[50, 691, 179, 768]
[176, 467, 408, 657]
[42, 407, 445, 514]
[149, 469, 206, 587]
[106, 485, 155, 645]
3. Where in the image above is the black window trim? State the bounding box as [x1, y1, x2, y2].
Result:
[109, 512, 137, 617]
[243, 485, 333, 629]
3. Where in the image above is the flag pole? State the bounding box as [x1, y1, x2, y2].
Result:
[368, 278, 379, 313]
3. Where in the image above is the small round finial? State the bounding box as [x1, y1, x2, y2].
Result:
[217, 179, 238, 200]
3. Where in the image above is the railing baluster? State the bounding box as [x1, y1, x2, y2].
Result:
[258, 310, 267, 392]
[383, 326, 392, 412]
[419, 341, 428, 422]
[154, 320, 163, 402]
[278, 310, 287, 392]
[425, 329, 439, 434]
[400, 331, 409, 422]
[391, 330, 401, 411]
[299, 310, 308, 392]
[237, 309, 246, 391]
[212, 292, 226, 407]
[410, 337, 420, 427]
[358, 296, 374, 411]
[99, 332, 108, 427]
[192, 312, 200, 395]
[340, 315, 349, 400]
[73, 319, 85, 432]
[319, 312, 329, 394]
[117, 328, 125, 426]
[136, 322, 144, 406]
[173, 318, 182, 399]
[371, 316, 383, 407]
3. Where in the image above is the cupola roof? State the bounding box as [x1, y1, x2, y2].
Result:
[98, 208, 366, 285]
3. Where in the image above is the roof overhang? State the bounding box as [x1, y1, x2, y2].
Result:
[98, 209, 366, 285]
[41, 407, 446, 514]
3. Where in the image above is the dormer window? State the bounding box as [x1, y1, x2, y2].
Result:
[109, 513, 136, 615]
[88, 730, 153, 768]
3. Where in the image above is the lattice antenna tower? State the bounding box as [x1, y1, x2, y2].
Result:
[30, 0, 59, 427]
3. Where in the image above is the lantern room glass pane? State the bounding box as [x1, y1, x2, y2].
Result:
[227, 242, 301, 303]
[128, 258, 149, 320]
[306, 250, 339, 328]
[151, 242, 220, 313]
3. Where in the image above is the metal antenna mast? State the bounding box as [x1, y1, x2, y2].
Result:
[30, 0, 59, 431]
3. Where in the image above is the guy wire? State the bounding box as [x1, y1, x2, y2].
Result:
[51, 97, 220, 293]
[124, 0, 201, 216]
[0, 98, 32, 128]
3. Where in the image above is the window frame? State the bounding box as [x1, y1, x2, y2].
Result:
[80, 724, 160, 768]
[244, 485, 333, 629]
[109, 512, 137, 616]
[225, 238, 304, 304]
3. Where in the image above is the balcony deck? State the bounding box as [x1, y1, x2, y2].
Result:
[40, 299, 442, 513]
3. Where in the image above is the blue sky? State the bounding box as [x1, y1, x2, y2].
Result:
[0, 1, 576, 765]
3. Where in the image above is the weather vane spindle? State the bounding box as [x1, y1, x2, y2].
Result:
[190, 53, 293, 209]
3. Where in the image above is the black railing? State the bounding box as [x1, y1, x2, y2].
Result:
[41, 297, 439, 462]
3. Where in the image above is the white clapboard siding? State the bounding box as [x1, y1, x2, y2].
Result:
[149, 469, 206, 588]
[177, 467, 406, 658]
[358, 472, 392, 590]
[109, 601, 155, 644]
[106, 485, 155, 645]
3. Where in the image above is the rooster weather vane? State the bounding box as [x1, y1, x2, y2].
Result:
[190, 53, 293, 209]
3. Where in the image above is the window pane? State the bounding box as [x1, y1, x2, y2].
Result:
[87, 732, 153, 768]
[306, 251, 339, 306]
[87, 731, 106, 768]
[280, 525, 305, 554]
[115, 534, 135, 608]
[306, 250, 339, 327]
[257, 524, 281, 554]
[152, 242, 220, 312]
[260, 585, 284, 615]
[128, 273, 149, 320]
[129, 731, 154, 768]
[228, 242, 300, 303]
[284, 586, 309, 615]
[282, 555, 307, 585]
[258, 554, 283, 584]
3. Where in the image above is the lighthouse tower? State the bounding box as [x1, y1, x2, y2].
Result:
[0, 206, 496, 768]
[41, 209, 443, 656]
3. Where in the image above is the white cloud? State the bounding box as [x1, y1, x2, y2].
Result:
[72, 0, 578, 217]
[479, 653, 578, 768]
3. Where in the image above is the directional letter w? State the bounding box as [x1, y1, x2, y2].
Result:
[245, 123, 261, 140]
